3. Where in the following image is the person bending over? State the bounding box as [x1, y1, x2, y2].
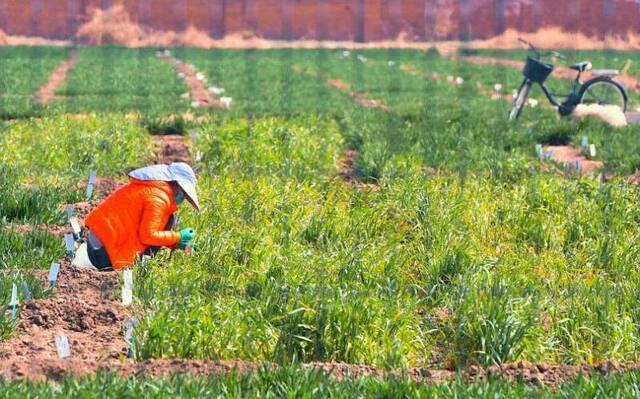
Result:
[73, 162, 199, 271]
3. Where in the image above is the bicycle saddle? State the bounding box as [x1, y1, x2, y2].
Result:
[569, 61, 592, 72]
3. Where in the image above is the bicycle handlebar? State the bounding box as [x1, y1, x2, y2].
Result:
[518, 38, 566, 60]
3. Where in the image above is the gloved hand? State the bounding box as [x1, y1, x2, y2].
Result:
[178, 228, 196, 249]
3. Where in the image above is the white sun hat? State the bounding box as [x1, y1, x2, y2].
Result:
[129, 162, 200, 211]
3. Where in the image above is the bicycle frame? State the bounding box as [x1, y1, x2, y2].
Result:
[527, 74, 582, 114]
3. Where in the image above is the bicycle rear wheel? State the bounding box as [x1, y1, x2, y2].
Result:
[578, 77, 627, 111]
[509, 80, 531, 121]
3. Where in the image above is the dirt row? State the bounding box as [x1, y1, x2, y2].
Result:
[157, 54, 228, 109]
[291, 64, 391, 111]
[36, 52, 78, 104]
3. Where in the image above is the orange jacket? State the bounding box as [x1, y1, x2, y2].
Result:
[85, 178, 181, 270]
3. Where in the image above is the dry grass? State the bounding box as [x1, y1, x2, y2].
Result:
[467, 27, 640, 50]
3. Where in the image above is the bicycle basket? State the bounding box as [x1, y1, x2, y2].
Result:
[523, 57, 554, 83]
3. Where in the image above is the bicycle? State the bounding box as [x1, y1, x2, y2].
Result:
[509, 39, 628, 120]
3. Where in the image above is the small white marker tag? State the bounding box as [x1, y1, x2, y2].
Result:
[55, 335, 71, 359]
[20, 282, 32, 301]
[69, 217, 81, 236]
[66, 206, 74, 220]
[124, 317, 138, 358]
[122, 287, 133, 306]
[122, 269, 133, 306]
[123, 269, 133, 290]
[64, 234, 75, 256]
[86, 170, 97, 199]
[48, 263, 60, 288]
[88, 170, 97, 185]
[10, 283, 18, 319]
[589, 144, 596, 157]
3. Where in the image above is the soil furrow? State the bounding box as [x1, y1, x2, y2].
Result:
[36, 53, 78, 104]
[158, 54, 227, 109]
[292, 65, 390, 111]
[152, 134, 192, 164]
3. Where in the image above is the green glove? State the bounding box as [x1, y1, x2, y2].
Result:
[179, 228, 196, 248]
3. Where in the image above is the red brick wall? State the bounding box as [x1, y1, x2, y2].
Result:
[1, 0, 639, 41]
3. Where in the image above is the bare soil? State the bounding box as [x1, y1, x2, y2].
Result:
[0, 263, 129, 382]
[544, 145, 603, 175]
[36, 53, 78, 104]
[158, 55, 226, 109]
[325, 79, 391, 111]
[152, 135, 192, 164]
[78, 177, 125, 201]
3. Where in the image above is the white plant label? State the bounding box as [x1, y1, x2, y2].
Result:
[69, 217, 81, 236]
[122, 269, 134, 306]
[64, 234, 75, 256]
[66, 206, 74, 220]
[10, 283, 18, 319]
[55, 335, 71, 359]
[589, 144, 597, 157]
[123, 269, 133, 290]
[48, 263, 60, 288]
[124, 317, 138, 358]
[86, 170, 97, 199]
[122, 286, 133, 306]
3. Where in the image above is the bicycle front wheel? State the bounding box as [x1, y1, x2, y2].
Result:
[578, 77, 628, 112]
[509, 80, 531, 121]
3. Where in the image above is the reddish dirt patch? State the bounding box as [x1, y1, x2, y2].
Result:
[470, 360, 637, 387]
[77, 177, 125, 201]
[0, 264, 129, 381]
[325, 79, 391, 111]
[336, 149, 378, 190]
[158, 55, 226, 109]
[63, 201, 95, 221]
[337, 149, 359, 182]
[544, 145, 603, 175]
[36, 53, 78, 104]
[152, 135, 192, 164]
[292, 66, 390, 111]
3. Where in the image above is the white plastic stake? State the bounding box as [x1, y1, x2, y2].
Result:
[66, 206, 74, 220]
[48, 262, 60, 288]
[64, 234, 75, 257]
[589, 144, 597, 157]
[9, 283, 18, 319]
[122, 269, 133, 306]
[86, 170, 97, 200]
[124, 317, 138, 358]
[581, 134, 589, 151]
[69, 217, 81, 238]
[55, 335, 71, 359]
